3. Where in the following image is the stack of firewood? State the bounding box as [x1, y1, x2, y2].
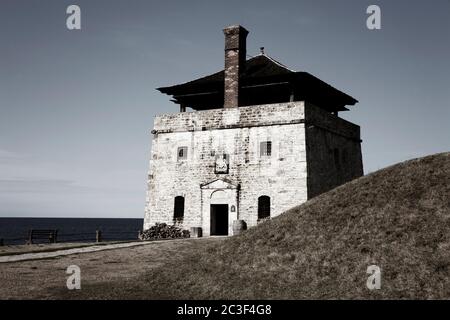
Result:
[139, 223, 190, 241]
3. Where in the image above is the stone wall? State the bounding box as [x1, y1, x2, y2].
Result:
[153, 102, 305, 133]
[144, 101, 363, 235]
[144, 102, 308, 234]
[304, 102, 364, 198]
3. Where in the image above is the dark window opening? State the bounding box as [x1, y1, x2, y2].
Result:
[174, 196, 185, 222]
[260, 141, 272, 157]
[258, 196, 271, 220]
[177, 147, 187, 161]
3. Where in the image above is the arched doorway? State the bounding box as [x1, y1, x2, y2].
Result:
[210, 190, 229, 235]
[200, 179, 239, 236]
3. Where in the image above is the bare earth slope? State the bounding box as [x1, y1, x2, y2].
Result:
[133, 152, 449, 299]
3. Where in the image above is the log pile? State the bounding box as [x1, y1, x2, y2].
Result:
[139, 223, 190, 241]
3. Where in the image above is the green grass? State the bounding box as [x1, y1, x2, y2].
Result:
[138, 152, 450, 299]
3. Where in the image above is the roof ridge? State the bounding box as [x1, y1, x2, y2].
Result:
[256, 53, 296, 73]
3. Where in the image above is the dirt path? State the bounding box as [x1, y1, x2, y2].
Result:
[0, 237, 224, 299]
[0, 240, 169, 263]
[0, 241, 134, 256]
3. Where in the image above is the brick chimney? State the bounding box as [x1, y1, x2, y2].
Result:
[223, 25, 248, 108]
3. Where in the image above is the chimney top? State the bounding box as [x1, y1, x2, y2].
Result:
[223, 24, 248, 33]
[223, 25, 248, 108]
[223, 25, 249, 50]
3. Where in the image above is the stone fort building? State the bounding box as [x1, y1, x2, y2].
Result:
[144, 25, 363, 236]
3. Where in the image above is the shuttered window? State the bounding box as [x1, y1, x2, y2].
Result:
[260, 141, 272, 157]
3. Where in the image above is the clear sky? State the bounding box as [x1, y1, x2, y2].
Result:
[0, 0, 449, 218]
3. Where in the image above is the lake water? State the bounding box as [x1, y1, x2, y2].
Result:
[0, 217, 144, 245]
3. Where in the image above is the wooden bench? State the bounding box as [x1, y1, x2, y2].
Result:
[27, 229, 58, 245]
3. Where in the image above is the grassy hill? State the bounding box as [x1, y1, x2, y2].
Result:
[135, 152, 449, 299]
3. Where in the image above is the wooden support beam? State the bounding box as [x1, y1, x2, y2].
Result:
[96, 230, 102, 243]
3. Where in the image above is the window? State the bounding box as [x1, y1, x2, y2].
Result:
[177, 147, 187, 161]
[174, 196, 185, 222]
[258, 196, 271, 220]
[260, 141, 272, 157]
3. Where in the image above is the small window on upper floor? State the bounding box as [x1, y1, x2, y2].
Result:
[177, 146, 188, 161]
[260, 141, 272, 157]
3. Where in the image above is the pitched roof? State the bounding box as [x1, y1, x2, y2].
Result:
[158, 54, 358, 112]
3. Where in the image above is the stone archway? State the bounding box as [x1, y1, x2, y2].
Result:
[200, 179, 239, 236]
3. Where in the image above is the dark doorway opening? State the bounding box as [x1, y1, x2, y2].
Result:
[210, 204, 229, 236]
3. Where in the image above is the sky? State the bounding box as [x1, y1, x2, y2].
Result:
[0, 0, 449, 218]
